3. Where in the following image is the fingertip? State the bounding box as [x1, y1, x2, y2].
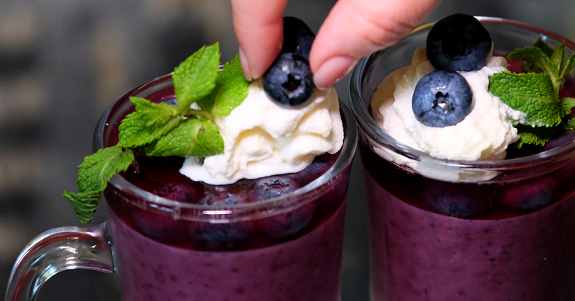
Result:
[313, 56, 357, 89]
[238, 47, 253, 81]
[310, 0, 440, 84]
[231, 0, 287, 80]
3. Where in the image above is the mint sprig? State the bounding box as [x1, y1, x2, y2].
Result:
[63, 146, 134, 223]
[64, 43, 250, 223]
[489, 40, 575, 147]
[173, 43, 220, 110]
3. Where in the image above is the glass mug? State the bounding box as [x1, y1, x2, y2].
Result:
[350, 17, 575, 300]
[6, 74, 358, 301]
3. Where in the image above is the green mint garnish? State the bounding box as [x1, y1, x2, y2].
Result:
[198, 54, 250, 116]
[118, 97, 183, 148]
[489, 71, 563, 127]
[63, 146, 134, 223]
[489, 40, 575, 147]
[173, 44, 220, 110]
[144, 117, 223, 157]
[513, 124, 557, 148]
[64, 43, 250, 223]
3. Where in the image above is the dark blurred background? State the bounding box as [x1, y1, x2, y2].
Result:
[1, 0, 574, 300]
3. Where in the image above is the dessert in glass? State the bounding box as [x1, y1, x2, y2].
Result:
[350, 14, 575, 300]
[6, 17, 358, 301]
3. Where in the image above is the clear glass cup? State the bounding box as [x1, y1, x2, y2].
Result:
[350, 17, 575, 300]
[6, 74, 358, 301]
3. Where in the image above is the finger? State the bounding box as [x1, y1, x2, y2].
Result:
[310, 0, 441, 88]
[231, 0, 288, 80]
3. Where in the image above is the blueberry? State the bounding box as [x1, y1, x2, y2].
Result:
[412, 70, 473, 127]
[281, 16, 315, 58]
[150, 182, 202, 203]
[423, 181, 491, 218]
[200, 189, 243, 206]
[190, 221, 253, 250]
[496, 176, 558, 210]
[298, 155, 333, 184]
[132, 210, 189, 245]
[263, 53, 315, 108]
[162, 97, 178, 106]
[263, 16, 315, 107]
[257, 203, 316, 239]
[248, 176, 300, 202]
[189, 187, 253, 250]
[426, 13, 492, 71]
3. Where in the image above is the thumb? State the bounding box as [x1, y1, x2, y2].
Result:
[231, 0, 288, 81]
[310, 0, 441, 89]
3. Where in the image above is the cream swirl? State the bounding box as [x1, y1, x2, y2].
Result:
[180, 79, 344, 185]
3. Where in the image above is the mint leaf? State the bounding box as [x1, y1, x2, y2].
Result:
[145, 117, 224, 157]
[489, 71, 563, 127]
[560, 51, 575, 79]
[213, 55, 250, 116]
[533, 38, 554, 57]
[65, 44, 246, 224]
[508, 46, 563, 96]
[564, 115, 575, 131]
[515, 124, 557, 148]
[173, 43, 220, 110]
[489, 40, 575, 148]
[64, 145, 134, 223]
[76, 146, 135, 192]
[118, 97, 182, 148]
[508, 46, 557, 77]
[62, 191, 102, 224]
[521, 40, 553, 73]
[560, 97, 575, 116]
[197, 54, 250, 116]
[550, 43, 566, 73]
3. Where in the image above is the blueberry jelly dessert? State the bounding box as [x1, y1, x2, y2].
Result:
[350, 14, 575, 300]
[64, 16, 356, 301]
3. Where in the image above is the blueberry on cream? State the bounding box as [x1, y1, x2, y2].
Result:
[263, 16, 316, 107]
[412, 70, 473, 127]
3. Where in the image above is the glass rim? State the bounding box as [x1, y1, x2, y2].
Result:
[349, 16, 575, 172]
[94, 73, 358, 213]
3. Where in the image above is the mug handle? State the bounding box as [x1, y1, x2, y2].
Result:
[5, 222, 115, 301]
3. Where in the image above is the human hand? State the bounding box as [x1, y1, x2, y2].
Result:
[231, 0, 441, 89]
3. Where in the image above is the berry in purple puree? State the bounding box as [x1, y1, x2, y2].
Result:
[103, 16, 350, 301]
[362, 13, 575, 300]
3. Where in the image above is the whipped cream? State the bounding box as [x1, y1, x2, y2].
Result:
[180, 79, 344, 185]
[371, 48, 522, 181]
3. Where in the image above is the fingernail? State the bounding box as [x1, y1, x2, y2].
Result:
[239, 47, 253, 81]
[313, 56, 357, 89]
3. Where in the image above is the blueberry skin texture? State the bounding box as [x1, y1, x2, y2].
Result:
[281, 16, 315, 58]
[263, 52, 315, 107]
[263, 16, 316, 107]
[422, 181, 491, 218]
[412, 70, 473, 127]
[426, 13, 492, 71]
[191, 222, 253, 250]
[248, 176, 300, 202]
[257, 203, 316, 239]
[249, 176, 315, 239]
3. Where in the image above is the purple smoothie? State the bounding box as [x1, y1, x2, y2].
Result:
[350, 17, 575, 301]
[98, 74, 355, 301]
[106, 200, 346, 301]
[360, 142, 575, 300]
